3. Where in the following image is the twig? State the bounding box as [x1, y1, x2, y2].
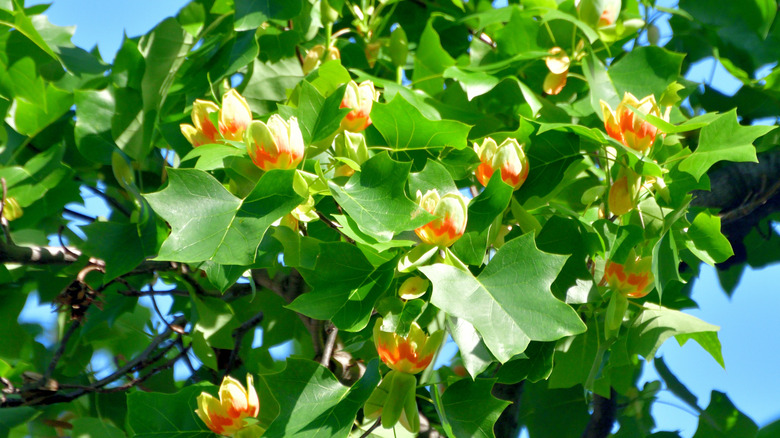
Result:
[0, 177, 12, 244]
[320, 323, 339, 368]
[359, 418, 382, 438]
[63, 208, 96, 222]
[81, 183, 131, 217]
[317, 211, 355, 244]
[44, 320, 82, 379]
[148, 283, 186, 335]
[225, 312, 264, 377]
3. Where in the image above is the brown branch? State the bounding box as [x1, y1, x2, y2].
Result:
[320, 323, 338, 368]
[581, 388, 617, 438]
[80, 182, 131, 217]
[317, 211, 355, 244]
[45, 320, 82, 380]
[225, 311, 264, 377]
[359, 418, 382, 438]
[1, 316, 186, 407]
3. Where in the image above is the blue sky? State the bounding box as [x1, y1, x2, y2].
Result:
[19, 0, 780, 436]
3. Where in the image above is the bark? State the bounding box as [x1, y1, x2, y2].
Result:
[691, 150, 780, 268]
[582, 388, 617, 438]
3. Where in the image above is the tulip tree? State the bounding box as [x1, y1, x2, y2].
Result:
[2, 0, 780, 436]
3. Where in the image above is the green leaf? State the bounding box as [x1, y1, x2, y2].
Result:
[412, 20, 455, 96]
[678, 109, 774, 181]
[146, 168, 304, 265]
[517, 380, 590, 438]
[496, 341, 555, 384]
[692, 391, 758, 438]
[408, 159, 459, 197]
[443, 66, 500, 101]
[74, 89, 117, 165]
[71, 418, 126, 438]
[628, 303, 722, 364]
[288, 243, 395, 331]
[371, 96, 472, 151]
[420, 234, 586, 363]
[446, 315, 494, 379]
[652, 231, 683, 299]
[192, 295, 241, 349]
[515, 130, 581, 207]
[685, 212, 734, 265]
[81, 219, 160, 283]
[329, 152, 434, 241]
[126, 384, 218, 437]
[290, 81, 349, 146]
[450, 173, 513, 266]
[440, 379, 510, 438]
[583, 53, 619, 119]
[235, 0, 303, 31]
[608, 46, 685, 100]
[654, 357, 700, 413]
[260, 358, 380, 438]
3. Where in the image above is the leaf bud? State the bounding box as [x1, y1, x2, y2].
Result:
[333, 131, 369, 177]
[398, 277, 429, 300]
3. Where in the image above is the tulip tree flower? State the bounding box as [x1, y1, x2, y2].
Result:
[603, 253, 654, 298]
[180, 99, 220, 147]
[365, 320, 444, 433]
[601, 92, 665, 153]
[608, 167, 640, 216]
[340, 80, 379, 132]
[414, 189, 468, 248]
[195, 374, 263, 437]
[474, 137, 530, 190]
[578, 0, 621, 27]
[246, 115, 305, 171]
[219, 89, 253, 142]
[374, 319, 444, 374]
[543, 47, 570, 95]
[302, 44, 340, 75]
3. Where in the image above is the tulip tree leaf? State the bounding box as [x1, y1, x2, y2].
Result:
[287, 80, 349, 145]
[446, 315, 495, 379]
[440, 379, 510, 438]
[693, 391, 758, 438]
[329, 152, 434, 241]
[451, 173, 513, 266]
[127, 383, 219, 437]
[608, 46, 685, 100]
[514, 130, 581, 207]
[146, 168, 304, 266]
[71, 418, 126, 438]
[234, 0, 304, 31]
[420, 234, 586, 363]
[678, 109, 774, 181]
[371, 95, 472, 151]
[628, 303, 723, 367]
[287, 241, 395, 332]
[259, 358, 380, 438]
[685, 212, 734, 266]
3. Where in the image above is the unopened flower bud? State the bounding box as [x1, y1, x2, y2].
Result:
[414, 189, 468, 248]
[246, 115, 305, 171]
[608, 167, 640, 216]
[474, 137, 529, 190]
[2, 197, 22, 221]
[340, 80, 379, 132]
[578, 0, 621, 28]
[302, 45, 341, 75]
[398, 277, 429, 300]
[333, 131, 369, 177]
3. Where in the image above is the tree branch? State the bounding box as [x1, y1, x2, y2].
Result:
[225, 312, 264, 377]
[581, 388, 617, 438]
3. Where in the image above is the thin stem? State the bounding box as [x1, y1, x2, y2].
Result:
[320, 323, 339, 368]
[359, 418, 382, 438]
